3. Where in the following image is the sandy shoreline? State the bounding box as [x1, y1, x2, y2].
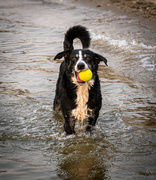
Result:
[75, 0, 156, 30]
[77, 0, 156, 20]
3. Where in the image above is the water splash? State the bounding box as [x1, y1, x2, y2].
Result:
[91, 31, 154, 51]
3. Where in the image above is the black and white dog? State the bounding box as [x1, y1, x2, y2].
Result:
[53, 25, 107, 134]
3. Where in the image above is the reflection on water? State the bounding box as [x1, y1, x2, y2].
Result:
[0, 0, 156, 179]
[57, 143, 108, 179]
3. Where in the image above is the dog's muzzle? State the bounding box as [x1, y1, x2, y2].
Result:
[77, 62, 85, 70]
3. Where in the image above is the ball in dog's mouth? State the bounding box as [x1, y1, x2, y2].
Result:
[79, 69, 93, 82]
[75, 72, 85, 83]
[75, 69, 93, 84]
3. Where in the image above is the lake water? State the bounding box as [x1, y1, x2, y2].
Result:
[0, 0, 156, 179]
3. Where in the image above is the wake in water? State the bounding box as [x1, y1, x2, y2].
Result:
[91, 31, 156, 71]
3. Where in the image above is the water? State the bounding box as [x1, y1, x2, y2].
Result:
[0, 0, 156, 179]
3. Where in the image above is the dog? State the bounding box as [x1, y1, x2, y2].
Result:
[53, 25, 107, 135]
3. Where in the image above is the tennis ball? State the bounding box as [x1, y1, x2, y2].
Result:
[79, 69, 93, 82]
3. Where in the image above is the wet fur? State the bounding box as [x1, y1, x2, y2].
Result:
[53, 25, 107, 134]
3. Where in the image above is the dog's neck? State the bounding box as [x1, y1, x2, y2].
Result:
[71, 78, 94, 123]
[72, 83, 88, 123]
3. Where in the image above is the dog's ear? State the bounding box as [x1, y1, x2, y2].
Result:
[54, 50, 71, 60]
[95, 53, 108, 66]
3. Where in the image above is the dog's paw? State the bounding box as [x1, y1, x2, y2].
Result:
[86, 124, 93, 131]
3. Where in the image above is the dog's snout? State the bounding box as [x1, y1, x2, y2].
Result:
[77, 62, 85, 70]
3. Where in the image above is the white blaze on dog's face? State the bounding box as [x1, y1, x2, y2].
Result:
[75, 50, 89, 72]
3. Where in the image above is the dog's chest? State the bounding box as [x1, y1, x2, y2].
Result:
[72, 84, 89, 123]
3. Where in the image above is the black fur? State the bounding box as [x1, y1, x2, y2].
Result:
[53, 25, 107, 134]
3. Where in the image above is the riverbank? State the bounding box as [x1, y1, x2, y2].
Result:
[72, 0, 156, 47]
[76, 0, 156, 21]
[73, 0, 156, 45]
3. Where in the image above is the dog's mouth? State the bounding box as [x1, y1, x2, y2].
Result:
[75, 72, 85, 84]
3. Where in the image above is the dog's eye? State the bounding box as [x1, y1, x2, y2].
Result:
[86, 57, 91, 61]
[72, 57, 77, 61]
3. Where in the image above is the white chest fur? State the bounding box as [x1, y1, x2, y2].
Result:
[72, 83, 89, 123]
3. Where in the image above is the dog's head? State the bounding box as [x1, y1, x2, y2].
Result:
[54, 49, 107, 85]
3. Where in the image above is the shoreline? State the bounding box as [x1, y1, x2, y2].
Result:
[71, 0, 156, 47]
[74, 0, 156, 33]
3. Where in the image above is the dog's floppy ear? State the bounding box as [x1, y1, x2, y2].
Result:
[95, 53, 108, 66]
[54, 50, 71, 60]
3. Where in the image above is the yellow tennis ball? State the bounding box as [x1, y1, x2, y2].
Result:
[79, 69, 93, 82]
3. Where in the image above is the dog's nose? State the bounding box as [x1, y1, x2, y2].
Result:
[77, 62, 85, 70]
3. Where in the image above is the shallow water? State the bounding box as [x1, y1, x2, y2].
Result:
[0, 0, 156, 179]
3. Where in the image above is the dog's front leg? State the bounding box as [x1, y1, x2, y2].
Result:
[86, 110, 100, 131]
[64, 115, 76, 135]
[86, 117, 95, 131]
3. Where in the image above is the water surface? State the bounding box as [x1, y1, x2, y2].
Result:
[0, 0, 156, 179]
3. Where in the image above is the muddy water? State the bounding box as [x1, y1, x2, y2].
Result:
[0, 0, 156, 179]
